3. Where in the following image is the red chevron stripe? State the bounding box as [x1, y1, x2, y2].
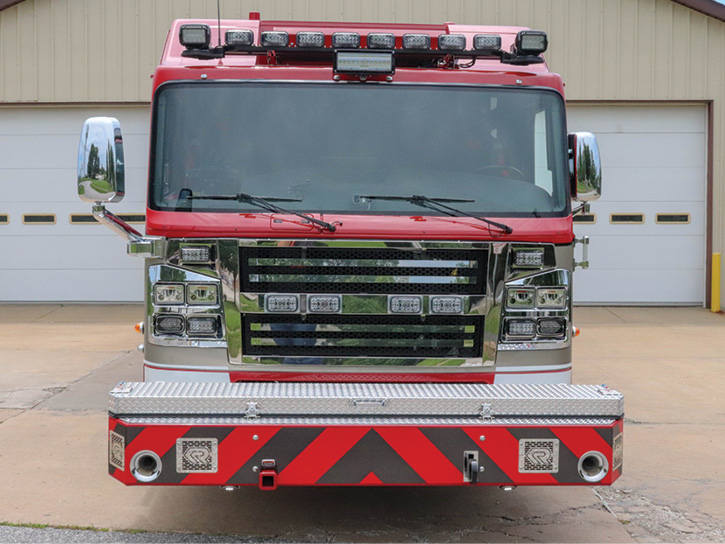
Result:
[375, 427, 462, 484]
[281, 426, 371, 485]
[463, 427, 557, 485]
[182, 426, 280, 485]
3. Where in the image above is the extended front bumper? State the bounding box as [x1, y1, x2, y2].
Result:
[108, 382, 623, 487]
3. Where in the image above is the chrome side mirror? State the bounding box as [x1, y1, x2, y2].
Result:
[77, 117, 125, 203]
[568, 132, 601, 202]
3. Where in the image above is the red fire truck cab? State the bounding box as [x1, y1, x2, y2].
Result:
[78, 15, 621, 489]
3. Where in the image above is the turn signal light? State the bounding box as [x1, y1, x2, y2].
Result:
[573, 326, 581, 337]
[134, 322, 144, 334]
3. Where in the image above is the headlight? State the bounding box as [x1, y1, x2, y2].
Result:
[507, 288, 535, 309]
[187, 284, 218, 305]
[537, 288, 567, 308]
[154, 284, 184, 305]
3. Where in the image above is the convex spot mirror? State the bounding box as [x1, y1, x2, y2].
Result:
[77, 117, 125, 203]
[568, 132, 602, 202]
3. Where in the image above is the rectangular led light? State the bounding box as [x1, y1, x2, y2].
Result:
[430, 296, 463, 314]
[154, 284, 184, 305]
[513, 249, 544, 268]
[297, 31, 325, 48]
[507, 288, 535, 309]
[260, 31, 289, 47]
[187, 316, 219, 335]
[187, 284, 218, 306]
[155, 314, 184, 334]
[402, 34, 430, 49]
[308, 295, 341, 313]
[331, 32, 360, 48]
[537, 288, 567, 309]
[367, 33, 395, 49]
[265, 294, 299, 313]
[334, 51, 394, 74]
[388, 295, 422, 314]
[179, 24, 210, 48]
[438, 34, 466, 50]
[473, 34, 501, 52]
[181, 246, 211, 263]
[226, 29, 254, 46]
[506, 319, 536, 339]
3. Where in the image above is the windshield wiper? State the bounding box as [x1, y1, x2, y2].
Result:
[355, 194, 513, 234]
[188, 192, 337, 232]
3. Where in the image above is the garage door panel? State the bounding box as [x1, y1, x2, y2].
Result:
[576, 201, 705, 236]
[0, 235, 144, 270]
[574, 269, 704, 304]
[0, 268, 143, 302]
[595, 133, 705, 168]
[1, 167, 147, 204]
[583, 235, 705, 271]
[0, 201, 147, 235]
[0, 134, 149, 170]
[597, 167, 706, 202]
[0, 107, 149, 135]
[567, 105, 705, 134]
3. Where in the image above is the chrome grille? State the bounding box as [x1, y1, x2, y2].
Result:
[241, 247, 487, 294]
[243, 314, 483, 358]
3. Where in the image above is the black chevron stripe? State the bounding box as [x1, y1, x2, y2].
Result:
[317, 429, 425, 484]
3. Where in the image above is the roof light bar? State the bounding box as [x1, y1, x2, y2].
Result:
[515, 30, 548, 55]
[473, 34, 502, 53]
[367, 33, 395, 49]
[179, 24, 211, 48]
[225, 29, 254, 46]
[438, 34, 466, 51]
[402, 34, 431, 49]
[296, 31, 325, 48]
[260, 31, 289, 47]
[332, 32, 360, 48]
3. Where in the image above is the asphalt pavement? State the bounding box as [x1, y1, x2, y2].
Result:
[0, 304, 723, 543]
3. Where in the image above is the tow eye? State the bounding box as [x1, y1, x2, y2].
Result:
[259, 459, 278, 490]
[463, 451, 480, 484]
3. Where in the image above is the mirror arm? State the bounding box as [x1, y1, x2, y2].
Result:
[92, 204, 164, 258]
[572, 202, 590, 216]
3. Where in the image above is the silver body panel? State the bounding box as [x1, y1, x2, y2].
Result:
[109, 382, 623, 418]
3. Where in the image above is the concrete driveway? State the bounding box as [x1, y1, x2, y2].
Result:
[0, 304, 723, 542]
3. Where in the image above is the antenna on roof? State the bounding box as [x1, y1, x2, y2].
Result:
[216, 0, 222, 46]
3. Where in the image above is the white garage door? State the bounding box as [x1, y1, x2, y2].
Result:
[0, 106, 149, 302]
[568, 104, 707, 305]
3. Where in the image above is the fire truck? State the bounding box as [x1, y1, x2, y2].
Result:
[77, 14, 622, 489]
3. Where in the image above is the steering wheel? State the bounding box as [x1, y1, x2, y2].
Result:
[475, 164, 527, 180]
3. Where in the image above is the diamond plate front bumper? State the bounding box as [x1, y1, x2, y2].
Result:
[109, 382, 624, 487]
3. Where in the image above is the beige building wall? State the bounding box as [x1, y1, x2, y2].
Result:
[1, 0, 724, 305]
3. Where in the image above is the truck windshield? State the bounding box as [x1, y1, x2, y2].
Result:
[150, 82, 568, 217]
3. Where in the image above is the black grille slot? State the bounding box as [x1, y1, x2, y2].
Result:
[243, 314, 483, 358]
[241, 247, 487, 294]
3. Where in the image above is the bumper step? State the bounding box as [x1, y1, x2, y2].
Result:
[108, 382, 624, 487]
[109, 382, 623, 419]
